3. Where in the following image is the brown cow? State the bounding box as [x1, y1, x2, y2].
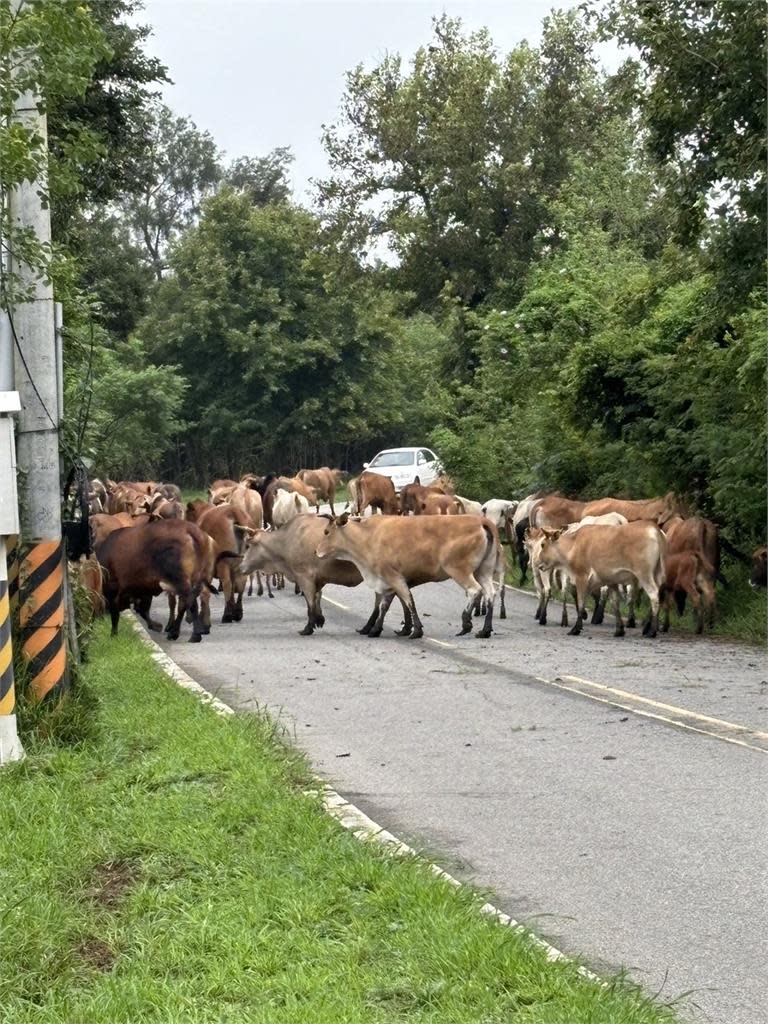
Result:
[751, 547, 767, 588]
[350, 471, 399, 516]
[660, 514, 721, 626]
[90, 511, 151, 547]
[661, 552, 716, 634]
[535, 522, 667, 637]
[582, 492, 679, 522]
[532, 496, 587, 529]
[315, 513, 502, 639]
[95, 519, 209, 641]
[400, 478, 451, 515]
[209, 479, 239, 504]
[186, 500, 253, 622]
[297, 467, 344, 513]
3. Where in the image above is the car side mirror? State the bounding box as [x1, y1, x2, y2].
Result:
[363, 462, 369, 469]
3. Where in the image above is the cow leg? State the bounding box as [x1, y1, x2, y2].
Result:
[199, 585, 211, 634]
[220, 562, 235, 622]
[661, 587, 671, 633]
[499, 575, 507, 619]
[591, 587, 606, 625]
[538, 572, 551, 626]
[395, 598, 413, 637]
[313, 589, 325, 628]
[641, 580, 660, 638]
[612, 587, 625, 637]
[560, 587, 569, 628]
[298, 579, 316, 635]
[136, 595, 163, 632]
[357, 596, 380, 635]
[108, 598, 120, 637]
[247, 573, 253, 597]
[367, 592, 396, 638]
[457, 574, 483, 636]
[294, 581, 301, 595]
[166, 588, 188, 641]
[626, 585, 637, 628]
[256, 571, 264, 597]
[231, 574, 246, 621]
[165, 593, 177, 633]
[476, 577, 496, 639]
[568, 581, 587, 635]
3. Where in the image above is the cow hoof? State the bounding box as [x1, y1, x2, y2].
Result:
[410, 629, 424, 640]
[475, 628, 492, 638]
[367, 628, 383, 638]
[189, 633, 202, 644]
[315, 615, 325, 628]
[268, 592, 274, 599]
[581, 609, 587, 620]
[298, 625, 314, 636]
[534, 609, 541, 620]
[539, 616, 547, 626]
[395, 626, 410, 637]
[356, 626, 371, 635]
[627, 616, 636, 629]
[614, 627, 625, 638]
[662, 623, 670, 633]
[148, 620, 163, 632]
[500, 608, 506, 619]
[568, 625, 582, 636]
[222, 612, 233, 623]
[166, 631, 180, 641]
[232, 609, 243, 622]
[200, 624, 211, 635]
[257, 586, 264, 597]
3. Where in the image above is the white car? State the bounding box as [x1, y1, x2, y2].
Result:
[363, 447, 442, 492]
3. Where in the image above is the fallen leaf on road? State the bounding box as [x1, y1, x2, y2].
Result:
[336, 752, 351, 758]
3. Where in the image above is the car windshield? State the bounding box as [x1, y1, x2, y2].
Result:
[370, 451, 414, 467]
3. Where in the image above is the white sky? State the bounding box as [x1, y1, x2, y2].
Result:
[138, 0, 621, 204]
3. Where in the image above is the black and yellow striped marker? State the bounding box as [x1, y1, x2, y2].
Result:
[19, 539, 66, 702]
[6, 534, 19, 622]
[0, 539, 14, 718]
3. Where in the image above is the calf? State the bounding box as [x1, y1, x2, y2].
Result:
[272, 489, 311, 526]
[661, 551, 715, 634]
[240, 515, 362, 635]
[660, 514, 722, 626]
[535, 522, 666, 637]
[95, 519, 208, 641]
[400, 477, 452, 516]
[315, 513, 502, 639]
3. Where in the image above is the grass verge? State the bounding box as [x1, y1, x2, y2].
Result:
[0, 621, 686, 1023]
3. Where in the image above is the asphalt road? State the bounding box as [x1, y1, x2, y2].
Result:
[153, 570, 768, 1024]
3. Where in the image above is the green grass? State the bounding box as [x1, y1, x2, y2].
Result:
[0, 623, 686, 1024]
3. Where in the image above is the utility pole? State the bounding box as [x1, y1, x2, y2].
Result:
[7, 0, 66, 705]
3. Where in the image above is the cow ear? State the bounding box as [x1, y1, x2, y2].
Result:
[294, 494, 302, 510]
[336, 512, 350, 526]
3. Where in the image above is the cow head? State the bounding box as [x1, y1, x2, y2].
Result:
[315, 513, 350, 558]
[533, 528, 562, 571]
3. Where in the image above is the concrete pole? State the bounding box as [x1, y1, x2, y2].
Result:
[8, 3, 67, 703]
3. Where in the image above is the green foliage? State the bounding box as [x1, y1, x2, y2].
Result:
[225, 147, 294, 206]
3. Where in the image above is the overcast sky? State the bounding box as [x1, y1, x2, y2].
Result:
[139, 0, 621, 204]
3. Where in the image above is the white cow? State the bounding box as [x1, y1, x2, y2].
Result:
[272, 489, 311, 529]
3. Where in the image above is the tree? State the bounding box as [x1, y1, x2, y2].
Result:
[318, 12, 607, 313]
[595, 0, 767, 300]
[140, 187, 406, 479]
[225, 148, 293, 206]
[123, 101, 221, 279]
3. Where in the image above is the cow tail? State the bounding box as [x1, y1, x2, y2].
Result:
[720, 535, 750, 566]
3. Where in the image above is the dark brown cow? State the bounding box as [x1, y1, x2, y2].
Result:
[751, 546, 767, 588]
[660, 514, 721, 626]
[349, 471, 399, 516]
[95, 519, 209, 641]
[400, 477, 451, 516]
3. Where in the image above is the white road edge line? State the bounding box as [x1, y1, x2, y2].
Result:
[126, 613, 599, 985]
[323, 596, 350, 611]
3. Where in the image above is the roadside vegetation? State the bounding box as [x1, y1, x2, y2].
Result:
[0, 623, 686, 1024]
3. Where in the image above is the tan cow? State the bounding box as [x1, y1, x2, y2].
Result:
[315, 513, 502, 639]
[349, 471, 399, 516]
[535, 521, 667, 637]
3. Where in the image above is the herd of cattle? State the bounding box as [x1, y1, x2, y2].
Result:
[79, 468, 767, 645]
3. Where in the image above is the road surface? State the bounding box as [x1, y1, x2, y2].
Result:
[153, 573, 768, 1024]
